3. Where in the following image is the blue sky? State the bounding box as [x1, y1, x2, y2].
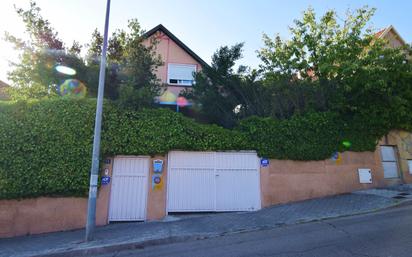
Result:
[0, 0, 411, 83]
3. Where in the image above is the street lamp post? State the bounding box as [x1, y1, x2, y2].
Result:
[85, 0, 111, 242]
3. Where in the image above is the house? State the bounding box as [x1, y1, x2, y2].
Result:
[3, 24, 412, 239]
[142, 24, 208, 103]
[375, 25, 407, 49]
[375, 25, 411, 60]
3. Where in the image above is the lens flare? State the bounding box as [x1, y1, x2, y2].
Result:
[59, 79, 87, 98]
[55, 65, 76, 75]
[159, 91, 177, 105]
[176, 96, 189, 107]
[342, 140, 352, 148]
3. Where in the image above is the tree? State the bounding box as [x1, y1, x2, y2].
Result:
[259, 7, 379, 81]
[5, 1, 88, 100]
[115, 20, 163, 109]
[258, 6, 412, 126]
[186, 43, 272, 127]
[6, 1, 163, 107]
[188, 6, 411, 130]
[85, 19, 163, 107]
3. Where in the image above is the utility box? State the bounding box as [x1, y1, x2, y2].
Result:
[358, 168, 372, 184]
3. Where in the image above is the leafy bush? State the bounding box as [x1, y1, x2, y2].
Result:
[0, 99, 248, 199]
[238, 111, 391, 160]
[102, 106, 250, 156]
[0, 99, 394, 199]
[0, 99, 96, 199]
[237, 112, 341, 160]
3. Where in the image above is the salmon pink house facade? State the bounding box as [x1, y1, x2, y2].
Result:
[142, 24, 208, 100]
[375, 25, 407, 49]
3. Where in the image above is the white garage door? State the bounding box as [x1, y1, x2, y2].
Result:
[109, 157, 149, 221]
[167, 151, 261, 212]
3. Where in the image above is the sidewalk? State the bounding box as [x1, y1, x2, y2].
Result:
[1, 187, 411, 257]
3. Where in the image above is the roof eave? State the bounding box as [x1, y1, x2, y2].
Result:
[143, 24, 210, 68]
[378, 25, 407, 46]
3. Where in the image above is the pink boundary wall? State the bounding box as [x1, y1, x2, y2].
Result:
[260, 151, 394, 207]
[2, 142, 411, 238]
[0, 196, 109, 238]
[0, 159, 113, 238]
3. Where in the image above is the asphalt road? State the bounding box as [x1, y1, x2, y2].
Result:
[100, 204, 412, 257]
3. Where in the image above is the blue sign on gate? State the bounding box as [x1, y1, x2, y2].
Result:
[260, 158, 269, 167]
[101, 176, 111, 185]
[153, 159, 164, 173]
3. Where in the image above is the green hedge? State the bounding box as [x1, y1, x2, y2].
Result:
[0, 99, 388, 199]
[0, 99, 249, 199]
[237, 112, 389, 160]
[0, 99, 96, 199]
[237, 112, 342, 160]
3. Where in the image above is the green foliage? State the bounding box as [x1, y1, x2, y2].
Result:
[5, 1, 88, 100]
[186, 43, 272, 127]
[258, 7, 379, 81]
[0, 98, 397, 199]
[0, 99, 95, 199]
[189, 7, 411, 127]
[237, 111, 392, 160]
[102, 108, 249, 156]
[237, 112, 341, 160]
[114, 20, 163, 110]
[86, 19, 163, 105]
[258, 6, 412, 119]
[0, 99, 248, 199]
[6, 2, 162, 108]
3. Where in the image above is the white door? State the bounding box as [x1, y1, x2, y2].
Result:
[167, 151, 260, 212]
[380, 146, 399, 179]
[109, 157, 149, 221]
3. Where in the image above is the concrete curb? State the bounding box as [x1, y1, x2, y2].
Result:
[32, 199, 412, 257]
[36, 236, 202, 257]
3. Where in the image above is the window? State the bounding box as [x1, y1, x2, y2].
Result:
[380, 146, 399, 179]
[167, 64, 196, 86]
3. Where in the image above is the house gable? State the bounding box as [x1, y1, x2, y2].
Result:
[142, 24, 207, 96]
[375, 25, 407, 48]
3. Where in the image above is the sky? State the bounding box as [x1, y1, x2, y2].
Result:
[0, 0, 411, 83]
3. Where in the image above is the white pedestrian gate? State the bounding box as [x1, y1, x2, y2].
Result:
[109, 157, 149, 221]
[167, 151, 261, 212]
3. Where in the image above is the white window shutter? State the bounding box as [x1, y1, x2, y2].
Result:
[167, 64, 196, 85]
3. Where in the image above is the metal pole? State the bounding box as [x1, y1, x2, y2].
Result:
[85, 0, 111, 242]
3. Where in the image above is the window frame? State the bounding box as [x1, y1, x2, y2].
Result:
[167, 63, 197, 87]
